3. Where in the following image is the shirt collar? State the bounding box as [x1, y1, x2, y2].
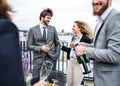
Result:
[39, 23, 46, 28]
[100, 6, 113, 21]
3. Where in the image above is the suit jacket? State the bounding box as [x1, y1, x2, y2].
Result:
[27, 25, 60, 64]
[0, 19, 25, 86]
[61, 35, 92, 60]
[86, 9, 120, 86]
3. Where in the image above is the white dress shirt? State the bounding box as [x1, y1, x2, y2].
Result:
[70, 35, 82, 59]
[39, 24, 47, 38]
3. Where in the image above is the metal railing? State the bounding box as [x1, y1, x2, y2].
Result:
[20, 40, 69, 74]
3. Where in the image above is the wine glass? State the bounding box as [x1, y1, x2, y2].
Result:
[40, 60, 53, 81]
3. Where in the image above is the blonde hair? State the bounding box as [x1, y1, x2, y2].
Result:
[74, 20, 93, 38]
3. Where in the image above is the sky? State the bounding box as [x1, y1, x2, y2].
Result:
[8, 0, 120, 32]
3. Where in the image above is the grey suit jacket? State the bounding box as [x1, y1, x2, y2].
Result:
[86, 9, 120, 86]
[27, 25, 60, 64]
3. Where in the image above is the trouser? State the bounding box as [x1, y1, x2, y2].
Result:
[67, 58, 83, 86]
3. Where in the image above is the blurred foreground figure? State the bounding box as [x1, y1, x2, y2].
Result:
[0, 0, 25, 86]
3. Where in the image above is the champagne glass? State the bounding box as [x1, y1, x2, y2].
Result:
[47, 42, 52, 48]
[40, 60, 53, 81]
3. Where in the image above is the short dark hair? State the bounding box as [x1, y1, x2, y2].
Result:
[39, 8, 53, 20]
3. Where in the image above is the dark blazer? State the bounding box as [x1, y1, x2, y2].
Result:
[61, 35, 92, 60]
[0, 19, 25, 86]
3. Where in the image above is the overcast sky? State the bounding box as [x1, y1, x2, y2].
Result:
[8, 0, 120, 32]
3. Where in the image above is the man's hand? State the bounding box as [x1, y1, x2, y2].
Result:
[40, 45, 50, 53]
[75, 42, 86, 56]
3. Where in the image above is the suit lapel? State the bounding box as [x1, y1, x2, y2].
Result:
[94, 21, 104, 45]
[46, 26, 51, 41]
[93, 9, 115, 45]
[36, 25, 42, 38]
[80, 35, 85, 42]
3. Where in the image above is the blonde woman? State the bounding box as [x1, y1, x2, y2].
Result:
[61, 20, 93, 86]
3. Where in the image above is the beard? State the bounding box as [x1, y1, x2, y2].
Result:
[93, 1, 108, 16]
[43, 20, 50, 26]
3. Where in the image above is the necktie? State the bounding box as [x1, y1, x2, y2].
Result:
[43, 27, 46, 42]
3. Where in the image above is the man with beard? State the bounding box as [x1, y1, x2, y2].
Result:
[75, 0, 120, 86]
[27, 8, 60, 85]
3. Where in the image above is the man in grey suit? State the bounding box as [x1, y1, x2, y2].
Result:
[27, 8, 60, 85]
[75, 0, 120, 86]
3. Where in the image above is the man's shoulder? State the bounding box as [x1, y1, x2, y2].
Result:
[107, 9, 120, 20]
[29, 25, 39, 31]
[47, 25, 55, 28]
[30, 25, 39, 29]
